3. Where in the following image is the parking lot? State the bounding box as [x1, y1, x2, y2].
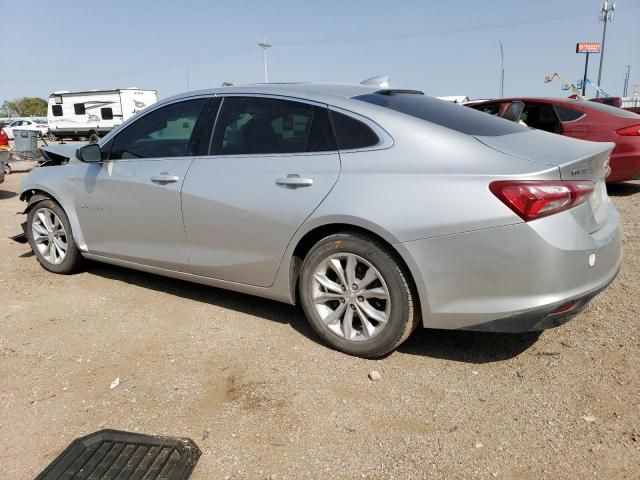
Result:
[0, 170, 639, 479]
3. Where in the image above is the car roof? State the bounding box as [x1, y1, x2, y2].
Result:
[162, 82, 382, 106]
[471, 97, 593, 107]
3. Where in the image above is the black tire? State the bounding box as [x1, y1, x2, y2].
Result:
[3, 163, 10, 175]
[88, 132, 100, 144]
[299, 232, 420, 358]
[26, 199, 85, 274]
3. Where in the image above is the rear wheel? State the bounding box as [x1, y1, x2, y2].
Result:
[88, 132, 100, 144]
[26, 199, 85, 274]
[299, 233, 419, 358]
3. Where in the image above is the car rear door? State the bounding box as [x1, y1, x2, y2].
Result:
[73, 97, 211, 270]
[181, 95, 341, 287]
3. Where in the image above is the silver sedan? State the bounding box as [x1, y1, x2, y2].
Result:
[19, 83, 621, 357]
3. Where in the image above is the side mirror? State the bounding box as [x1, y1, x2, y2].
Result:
[77, 144, 102, 163]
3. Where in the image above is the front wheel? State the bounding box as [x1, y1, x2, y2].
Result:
[26, 199, 85, 274]
[87, 132, 100, 144]
[299, 233, 419, 358]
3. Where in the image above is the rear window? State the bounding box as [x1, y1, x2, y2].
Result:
[583, 100, 640, 118]
[556, 106, 585, 122]
[355, 93, 527, 136]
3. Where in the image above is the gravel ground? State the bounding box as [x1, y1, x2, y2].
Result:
[1, 171, 639, 479]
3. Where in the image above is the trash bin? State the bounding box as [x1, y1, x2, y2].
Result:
[13, 129, 38, 152]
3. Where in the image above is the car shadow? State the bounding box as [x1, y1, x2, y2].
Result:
[87, 262, 318, 340]
[398, 328, 541, 363]
[607, 182, 640, 197]
[85, 263, 541, 363]
[0, 189, 17, 200]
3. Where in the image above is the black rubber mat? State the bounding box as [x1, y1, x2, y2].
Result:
[35, 429, 201, 480]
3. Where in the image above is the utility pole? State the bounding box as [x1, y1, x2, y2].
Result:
[596, 1, 615, 97]
[258, 36, 272, 83]
[498, 42, 505, 98]
[623, 66, 631, 97]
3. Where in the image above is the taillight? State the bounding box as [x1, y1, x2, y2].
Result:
[616, 123, 640, 136]
[490, 180, 595, 221]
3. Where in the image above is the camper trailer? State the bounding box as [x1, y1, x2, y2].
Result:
[47, 88, 158, 142]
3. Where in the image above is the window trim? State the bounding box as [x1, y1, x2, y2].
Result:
[207, 94, 341, 157]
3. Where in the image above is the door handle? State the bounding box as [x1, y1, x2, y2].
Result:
[275, 174, 314, 188]
[151, 173, 180, 184]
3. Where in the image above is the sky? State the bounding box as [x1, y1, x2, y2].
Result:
[1, 0, 639, 103]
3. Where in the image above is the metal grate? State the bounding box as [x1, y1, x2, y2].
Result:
[35, 429, 201, 480]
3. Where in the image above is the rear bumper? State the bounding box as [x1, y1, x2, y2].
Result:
[608, 151, 640, 182]
[395, 201, 622, 332]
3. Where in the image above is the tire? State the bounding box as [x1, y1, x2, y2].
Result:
[26, 199, 85, 274]
[3, 163, 10, 175]
[299, 233, 420, 358]
[88, 132, 100, 144]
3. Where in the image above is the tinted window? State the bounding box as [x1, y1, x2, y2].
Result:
[211, 97, 336, 155]
[109, 99, 206, 160]
[356, 93, 527, 136]
[556, 106, 585, 122]
[52, 105, 63, 117]
[475, 103, 501, 116]
[330, 111, 379, 150]
[101, 107, 113, 120]
[74, 103, 86, 115]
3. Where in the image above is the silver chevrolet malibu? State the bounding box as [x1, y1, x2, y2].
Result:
[19, 83, 622, 357]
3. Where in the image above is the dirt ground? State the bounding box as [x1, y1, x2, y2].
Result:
[1, 170, 639, 479]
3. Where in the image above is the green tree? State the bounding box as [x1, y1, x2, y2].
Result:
[2, 97, 48, 117]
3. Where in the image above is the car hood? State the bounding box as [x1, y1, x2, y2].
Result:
[39, 144, 83, 165]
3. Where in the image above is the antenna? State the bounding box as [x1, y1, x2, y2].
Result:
[258, 36, 272, 83]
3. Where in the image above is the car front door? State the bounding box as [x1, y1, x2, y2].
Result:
[73, 97, 210, 270]
[181, 95, 341, 287]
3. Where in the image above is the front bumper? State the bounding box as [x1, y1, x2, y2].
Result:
[395, 201, 622, 332]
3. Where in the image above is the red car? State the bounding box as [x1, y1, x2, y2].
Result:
[0, 127, 8, 147]
[468, 98, 640, 182]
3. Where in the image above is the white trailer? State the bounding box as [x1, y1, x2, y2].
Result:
[47, 88, 157, 142]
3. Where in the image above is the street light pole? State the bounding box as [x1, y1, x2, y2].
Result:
[258, 36, 272, 83]
[596, 1, 615, 97]
[498, 41, 505, 98]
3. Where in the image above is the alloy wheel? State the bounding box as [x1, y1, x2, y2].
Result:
[31, 208, 68, 265]
[311, 253, 391, 341]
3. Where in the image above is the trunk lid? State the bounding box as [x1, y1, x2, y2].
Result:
[476, 129, 615, 233]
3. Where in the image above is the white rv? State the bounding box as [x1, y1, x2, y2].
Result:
[47, 88, 158, 142]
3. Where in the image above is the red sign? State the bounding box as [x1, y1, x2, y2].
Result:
[576, 42, 601, 53]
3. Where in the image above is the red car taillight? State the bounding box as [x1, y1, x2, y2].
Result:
[616, 123, 640, 136]
[489, 180, 595, 221]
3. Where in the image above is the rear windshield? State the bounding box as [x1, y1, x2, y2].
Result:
[355, 93, 527, 136]
[583, 100, 640, 118]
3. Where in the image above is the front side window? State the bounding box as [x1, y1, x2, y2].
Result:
[74, 103, 86, 115]
[109, 98, 206, 160]
[211, 97, 336, 155]
[52, 105, 63, 117]
[474, 103, 501, 116]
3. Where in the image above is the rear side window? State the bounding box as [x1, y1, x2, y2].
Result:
[74, 103, 86, 115]
[330, 111, 379, 150]
[52, 105, 63, 117]
[556, 106, 585, 122]
[356, 92, 527, 136]
[211, 97, 336, 155]
[101, 107, 113, 120]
